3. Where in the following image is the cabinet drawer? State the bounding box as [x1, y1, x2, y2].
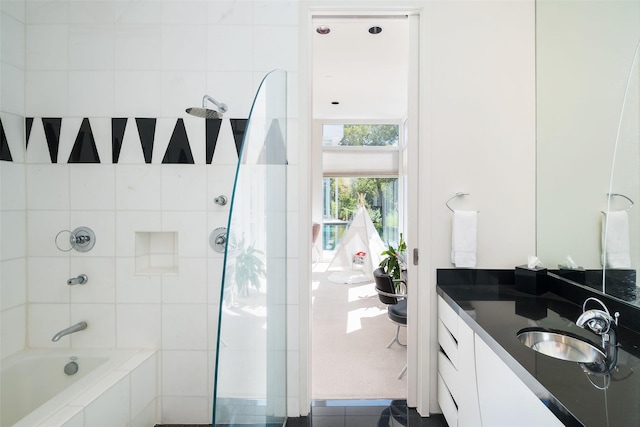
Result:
[438, 295, 458, 338]
[438, 319, 458, 368]
[438, 349, 458, 401]
[438, 372, 458, 427]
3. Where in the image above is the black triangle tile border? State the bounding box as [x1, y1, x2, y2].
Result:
[20, 117, 248, 164]
[230, 119, 248, 156]
[136, 118, 156, 164]
[42, 117, 62, 163]
[68, 118, 100, 163]
[163, 119, 194, 164]
[0, 118, 13, 162]
[112, 118, 128, 164]
[206, 118, 222, 164]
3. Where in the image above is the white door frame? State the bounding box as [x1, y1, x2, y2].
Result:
[297, 2, 432, 417]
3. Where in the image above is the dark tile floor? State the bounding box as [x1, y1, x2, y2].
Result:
[286, 400, 449, 427]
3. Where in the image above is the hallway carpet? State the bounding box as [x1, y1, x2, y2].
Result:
[312, 263, 407, 399]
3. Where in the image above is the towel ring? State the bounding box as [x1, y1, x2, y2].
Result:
[446, 192, 478, 212]
[606, 193, 634, 211]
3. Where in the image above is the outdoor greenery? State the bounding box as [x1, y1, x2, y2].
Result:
[338, 124, 399, 146]
[327, 124, 400, 241]
[380, 233, 407, 281]
[232, 236, 265, 297]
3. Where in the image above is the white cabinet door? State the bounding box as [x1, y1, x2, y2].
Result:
[456, 320, 481, 427]
[475, 337, 564, 427]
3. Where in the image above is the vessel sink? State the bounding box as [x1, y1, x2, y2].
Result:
[517, 327, 606, 364]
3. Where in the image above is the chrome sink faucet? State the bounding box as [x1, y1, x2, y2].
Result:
[576, 297, 619, 373]
[576, 297, 619, 338]
[51, 321, 88, 342]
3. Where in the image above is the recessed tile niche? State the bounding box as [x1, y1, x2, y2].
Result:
[135, 232, 178, 275]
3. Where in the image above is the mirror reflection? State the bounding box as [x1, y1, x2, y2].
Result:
[537, 1, 640, 305]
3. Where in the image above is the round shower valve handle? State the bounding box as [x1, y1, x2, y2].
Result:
[210, 227, 227, 253]
[55, 226, 96, 252]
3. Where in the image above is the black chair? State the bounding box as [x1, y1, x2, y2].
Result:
[373, 267, 408, 379]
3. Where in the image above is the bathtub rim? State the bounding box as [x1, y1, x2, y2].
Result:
[2, 348, 155, 427]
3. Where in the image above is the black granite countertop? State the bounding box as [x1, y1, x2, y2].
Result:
[437, 283, 640, 427]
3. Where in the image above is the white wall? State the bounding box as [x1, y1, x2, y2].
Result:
[421, 0, 536, 412]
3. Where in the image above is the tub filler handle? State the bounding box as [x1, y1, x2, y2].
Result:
[67, 274, 88, 286]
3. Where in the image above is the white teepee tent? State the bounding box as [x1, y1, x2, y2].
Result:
[328, 197, 386, 282]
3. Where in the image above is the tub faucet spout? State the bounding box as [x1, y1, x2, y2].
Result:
[52, 321, 88, 342]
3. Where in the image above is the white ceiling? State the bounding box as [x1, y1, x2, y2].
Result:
[312, 16, 410, 121]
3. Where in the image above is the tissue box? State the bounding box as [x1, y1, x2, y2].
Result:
[515, 265, 548, 295]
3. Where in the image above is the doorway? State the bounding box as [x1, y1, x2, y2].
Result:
[309, 13, 414, 400]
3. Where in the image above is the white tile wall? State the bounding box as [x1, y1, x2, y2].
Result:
[69, 165, 116, 210]
[1, 305, 26, 358]
[116, 304, 162, 349]
[207, 1, 253, 25]
[4, 0, 302, 423]
[1, 258, 26, 309]
[160, 25, 207, 71]
[161, 350, 209, 396]
[2, 11, 25, 68]
[0, 0, 27, 364]
[27, 257, 70, 303]
[26, 24, 68, 70]
[68, 71, 115, 117]
[161, 395, 209, 424]
[1, 63, 26, 116]
[29, 303, 70, 348]
[1, 211, 26, 259]
[25, 70, 69, 117]
[161, 304, 208, 350]
[70, 303, 117, 348]
[115, 165, 162, 210]
[114, 72, 162, 117]
[69, 257, 116, 303]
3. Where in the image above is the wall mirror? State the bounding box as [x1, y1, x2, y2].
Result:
[536, 0, 640, 305]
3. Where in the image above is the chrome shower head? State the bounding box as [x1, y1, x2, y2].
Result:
[185, 107, 224, 119]
[186, 94, 228, 119]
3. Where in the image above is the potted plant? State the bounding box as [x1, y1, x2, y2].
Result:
[379, 233, 407, 282]
[232, 236, 266, 297]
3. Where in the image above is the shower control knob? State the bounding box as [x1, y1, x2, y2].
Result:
[214, 195, 228, 206]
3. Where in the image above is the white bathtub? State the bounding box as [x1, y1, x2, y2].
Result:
[1, 349, 157, 427]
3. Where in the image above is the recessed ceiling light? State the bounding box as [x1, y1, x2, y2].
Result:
[368, 26, 382, 35]
[316, 26, 330, 35]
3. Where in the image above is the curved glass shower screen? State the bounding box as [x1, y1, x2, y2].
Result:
[213, 70, 287, 426]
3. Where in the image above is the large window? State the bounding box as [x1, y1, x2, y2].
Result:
[320, 122, 402, 251]
[322, 124, 399, 147]
[322, 177, 399, 249]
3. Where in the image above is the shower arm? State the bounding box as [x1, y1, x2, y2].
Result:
[203, 95, 228, 113]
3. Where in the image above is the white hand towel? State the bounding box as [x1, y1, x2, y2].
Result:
[601, 210, 631, 268]
[451, 210, 478, 268]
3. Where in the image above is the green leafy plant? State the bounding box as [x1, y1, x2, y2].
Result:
[233, 237, 265, 297]
[379, 233, 407, 281]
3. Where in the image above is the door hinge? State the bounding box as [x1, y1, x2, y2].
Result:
[413, 248, 419, 265]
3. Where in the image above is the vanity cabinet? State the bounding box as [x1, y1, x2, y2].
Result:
[437, 296, 481, 427]
[437, 295, 563, 427]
